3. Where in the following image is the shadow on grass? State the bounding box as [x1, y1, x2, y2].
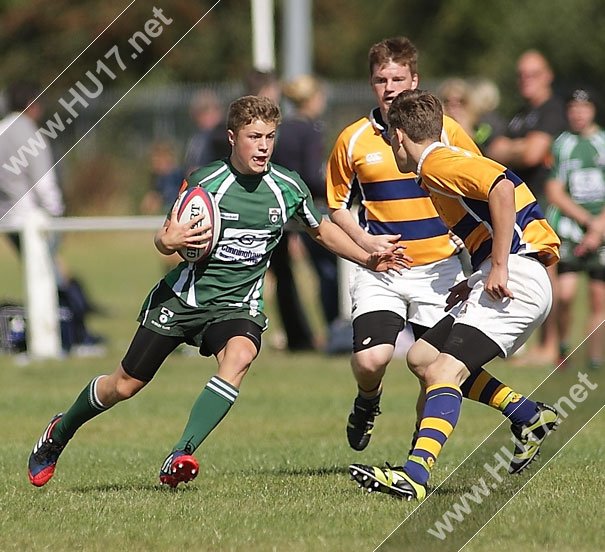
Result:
[243, 465, 350, 477]
[68, 482, 200, 493]
[62, 465, 349, 493]
[348, 481, 510, 501]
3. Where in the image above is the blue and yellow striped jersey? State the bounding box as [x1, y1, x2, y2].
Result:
[417, 143, 560, 270]
[326, 108, 480, 266]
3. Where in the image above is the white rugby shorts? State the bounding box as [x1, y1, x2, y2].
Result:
[449, 254, 552, 357]
[349, 255, 464, 328]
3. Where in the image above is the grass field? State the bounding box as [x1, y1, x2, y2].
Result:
[0, 232, 603, 551]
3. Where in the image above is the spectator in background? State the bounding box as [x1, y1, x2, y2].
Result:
[488, 50, 567, 366]
[140, 141, 185, 216]
[437, 77, 475, 136]
[0, 82, 64, 248]
[488, 50, 566, 209]
[545, 89, 605, 371]
[438, 77, 507, 156]
[140, 141, 185, 272]
[183, 89, 226, 175]
[243, 68, 281, 103]
[0, 80, 105, 356]
[245, 69, 317, 351]
[468, 77, 507, 154]
[272, 75, 341, 350]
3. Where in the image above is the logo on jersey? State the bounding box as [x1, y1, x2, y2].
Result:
[150, 307, 174, 331]
[215, 228, 271, 265]
[159, 307, 174, 325]
[268, 208, 281, 224]
[220, 212, 240, 221]
[365, 152, 383, 164]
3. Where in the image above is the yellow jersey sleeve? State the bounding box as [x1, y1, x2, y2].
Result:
[325, 121, 369, 210]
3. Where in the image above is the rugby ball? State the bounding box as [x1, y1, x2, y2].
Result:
[175, 186, 221, 263]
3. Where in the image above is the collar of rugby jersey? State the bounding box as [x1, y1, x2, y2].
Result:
[416, 141, 446, 176]
[369, 107, 391, 144]
[225, 157, 268, 184]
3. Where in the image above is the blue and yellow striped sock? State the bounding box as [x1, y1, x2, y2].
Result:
[403, 383, 462, 485]
[461, 369, 538, 426]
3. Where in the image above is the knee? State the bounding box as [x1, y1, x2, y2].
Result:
[232, 344, 257, 372]
[113, 374, 146, 401]
[406, 341, 436, 379]
[95, 366, 148, 407]
[557, 295, 573, 310]
[353, 347, 391, 377]
[218, 343, 258, 387]
[423, 354, 468, 387]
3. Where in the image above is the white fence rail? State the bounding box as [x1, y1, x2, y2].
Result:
[0, 211, 164, 358]
[1, 210, 353, 359]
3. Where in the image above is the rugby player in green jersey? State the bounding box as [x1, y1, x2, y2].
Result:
[28, 95, 411, 489]
[545, 88, 605, 370]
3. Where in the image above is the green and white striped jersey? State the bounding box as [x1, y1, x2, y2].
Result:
[163, 159, 322, 315]
[547, 129, 605, 242]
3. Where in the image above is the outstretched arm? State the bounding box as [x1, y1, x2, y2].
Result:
[305, 218, 412, 272]
[329, 208, 401, 253]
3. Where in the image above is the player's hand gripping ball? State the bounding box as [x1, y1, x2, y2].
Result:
[175, 187, 221, 262]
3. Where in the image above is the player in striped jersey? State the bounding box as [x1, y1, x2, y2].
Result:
[27, 96, 410, 489]
[350, 90, 561, 500]
[327, 37, 536, 457]
[545, 88, 605, 369]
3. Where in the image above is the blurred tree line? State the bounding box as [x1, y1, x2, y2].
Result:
[1, 0, 604, 115]
[1, 0, 603, 214]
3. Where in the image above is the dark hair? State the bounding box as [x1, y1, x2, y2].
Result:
[368, 37, 418, 76]
[387, 90, 443, 143]
[227, 95, 281, 133]
[243, 68, 279, 96]
[6, 80, 41, 112]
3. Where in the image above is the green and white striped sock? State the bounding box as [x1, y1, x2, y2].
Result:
[53, 376, 109, 445]
[172, 375, 239, 455]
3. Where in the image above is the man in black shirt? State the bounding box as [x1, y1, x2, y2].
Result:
[488, 50, 567, 366]
[488, 50, 567, 209]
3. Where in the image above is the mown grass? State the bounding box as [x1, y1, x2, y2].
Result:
[0, 233, 603, 551]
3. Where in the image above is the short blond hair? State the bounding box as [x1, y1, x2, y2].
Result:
[227, 95, 281, 133]
[282, 75, 322, 107]
[468, 77, 501, 115]
[437, 78, 471, 106]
